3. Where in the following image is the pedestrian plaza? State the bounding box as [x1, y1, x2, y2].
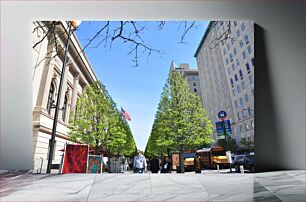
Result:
[1, 170, 305, 201]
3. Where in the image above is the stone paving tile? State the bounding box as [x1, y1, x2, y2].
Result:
[275, 194, 306, 202]
[0, 170, 305, 202]
[88, 194, 212, 202]
[90, 174, 151, 195]
[1, 194, 88, 202]
[151, 174, 208, 195]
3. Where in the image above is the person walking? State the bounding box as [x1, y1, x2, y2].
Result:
[149, 156, 160, 173]
[133, 149, 147, 173]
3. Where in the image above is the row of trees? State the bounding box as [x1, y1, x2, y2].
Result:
[68, 81, 136, 157]
[145, 70, 214, 172]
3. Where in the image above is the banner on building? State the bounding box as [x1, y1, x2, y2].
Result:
[61, 144, 89, 174]
[87, 155, 103, 173]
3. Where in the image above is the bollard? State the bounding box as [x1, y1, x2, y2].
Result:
[240, 165, 244, 174]
[216, 164, 220, 173]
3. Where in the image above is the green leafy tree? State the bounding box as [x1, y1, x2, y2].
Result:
[69, 81, 112, 154]
[146, 70, 214, 172]
[239, 137, 254, 153]
[217, 136, 239, 153]
[69, 81, 137, 156]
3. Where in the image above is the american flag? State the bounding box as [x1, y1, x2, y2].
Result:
[121, 107, 132, 121]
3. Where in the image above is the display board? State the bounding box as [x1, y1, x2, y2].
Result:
[87, 155, 103, 173]
[172, 153, 180, 170]
[61, 144, 89, 174]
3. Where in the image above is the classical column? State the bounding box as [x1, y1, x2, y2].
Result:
[58, 60, 70, 122]
[35, 35, 57, 113]
[70, 73, 80, 112]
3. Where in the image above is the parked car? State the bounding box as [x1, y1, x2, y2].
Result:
[233, 154, 255, 173]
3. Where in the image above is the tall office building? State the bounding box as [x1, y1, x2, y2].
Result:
[170, 61, 201, 99]
[195, 21, 254, 146]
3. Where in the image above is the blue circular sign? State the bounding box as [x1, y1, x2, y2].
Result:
[218, 111, 227, 119]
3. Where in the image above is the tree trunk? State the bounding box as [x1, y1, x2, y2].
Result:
[95, 145, 99, 155]
[179, 146, 185, 173]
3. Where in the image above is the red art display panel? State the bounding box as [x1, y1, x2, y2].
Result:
[61, 144, 89, 174]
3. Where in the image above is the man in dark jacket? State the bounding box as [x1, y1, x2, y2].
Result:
[149, 156, 160, 173]
[160, 156, 172, 173]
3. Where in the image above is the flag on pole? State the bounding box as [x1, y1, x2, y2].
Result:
[121, 107, 132, 121]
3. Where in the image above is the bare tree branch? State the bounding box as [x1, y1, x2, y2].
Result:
[178, 21, 199, 44]
[33, 21, 203, 68]
[80, 21, 110, 53]
[157, 21, 166, 30]
[210, 21, 235, 49]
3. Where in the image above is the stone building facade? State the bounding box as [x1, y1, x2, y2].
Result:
[194, 21, 254, 146]
[32, 21, 98, 173]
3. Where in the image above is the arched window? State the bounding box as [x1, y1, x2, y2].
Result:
[47, 82, 55, 115]
[62, 94, 68, 122]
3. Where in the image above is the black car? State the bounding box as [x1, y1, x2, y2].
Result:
[233, 154, 255, 173]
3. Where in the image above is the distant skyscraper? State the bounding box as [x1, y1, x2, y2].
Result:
[170, 61, 201, 99]
[194, 21, 254, 146]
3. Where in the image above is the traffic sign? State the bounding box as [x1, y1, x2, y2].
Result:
[216, 120, 232, 136]
[218, 111, 227, 119]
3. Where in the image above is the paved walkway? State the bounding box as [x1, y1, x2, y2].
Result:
[1, 170, 305, 201]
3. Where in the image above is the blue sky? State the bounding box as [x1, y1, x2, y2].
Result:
[75, 21, 209, 151]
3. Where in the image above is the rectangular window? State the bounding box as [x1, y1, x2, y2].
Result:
[248, 107, 252, 116]
[237, 85, 241, 93]
[240, 124, 245, 133]
[242, 80, 246, 90]
[245, 93, 249, 102]
[232, 63, 235, 71]
[233, 48, 237, 55]
[245, 35, 249, 44]
[249, 74, 253, 84]
[243, 51, 247, 59]
[247, 46, 252, 54]
[246, 63, 251, 73]
[251, 57, 255, 66]
[235, 74, 238, 81]
[230, 78, 234, 87]
[229, 53, 233, 62]
[243, 110, 248, 118]
[241, 23, 245, 31]
[236, 30, 240, 37]
[240, 97, 244, 106]
[236, 58, 240, 66]
[240, 41, 244, 48]
[239, 70, 243, 79]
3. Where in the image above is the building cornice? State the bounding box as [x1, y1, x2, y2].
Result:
[194, 21, 213, 58]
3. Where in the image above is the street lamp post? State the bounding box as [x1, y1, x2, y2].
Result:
[46, 21, 81, 174]
[222, 119, 232, 173]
